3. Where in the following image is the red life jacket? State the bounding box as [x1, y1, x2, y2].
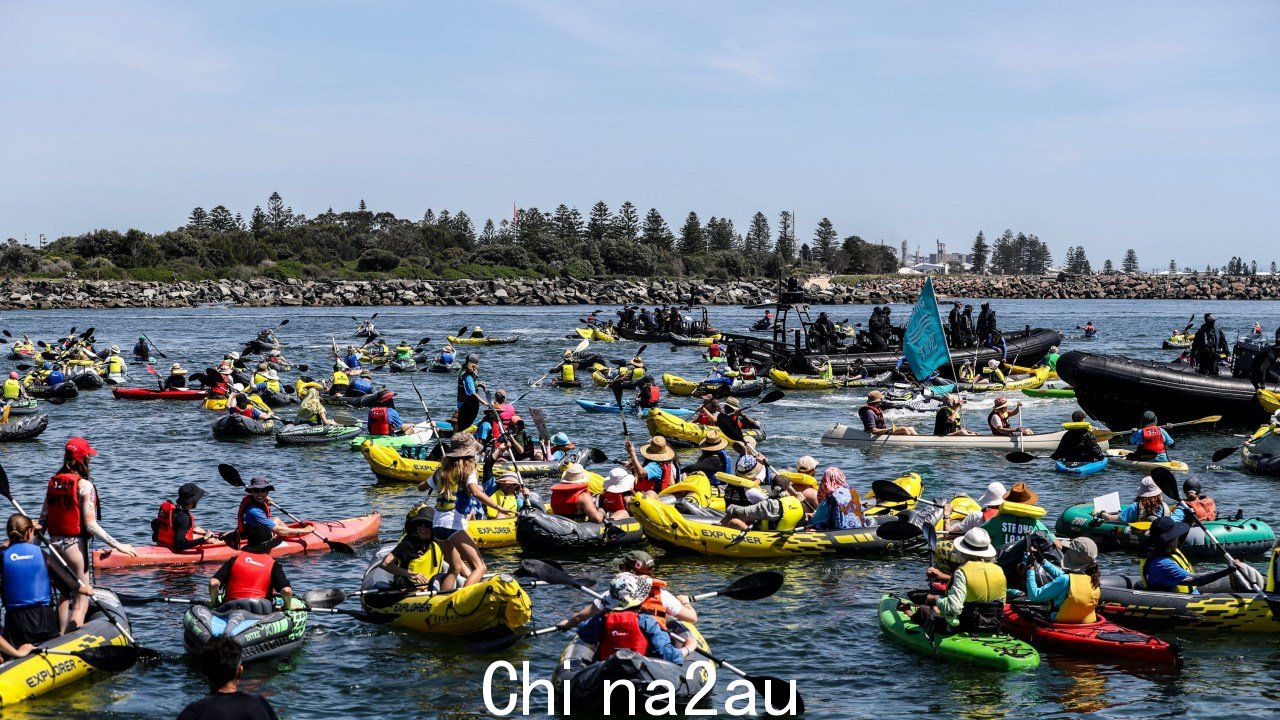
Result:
[224, 553, 276, 601]
[236, 496, 271, 537]
[635, 462, 676, 494]
[1140, 425, 1166, 454]
[154, 500, 194, 548]
[45, 473, 98, 538]
[597, 611, 649, 660]
[641, 385, 660, 405]
[862, 403, 886, 429]
[708, 343, 723, 358]
[549, 482, 590, 516]
[981, 506, 1000, 522]
[640, 579, 669, 629]
[600, 491, 628, 514]
[368, 407, 390, 436]
[236, 404, 256, 418]
[740, 366, 756, 380]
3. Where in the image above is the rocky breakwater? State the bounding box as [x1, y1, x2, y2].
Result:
[857, 273, 1280, 302]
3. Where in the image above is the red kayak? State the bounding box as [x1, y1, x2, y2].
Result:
[92, 514, 381, 570]
[1002, 604, 1181, 668]
[112, 387, 208, 401]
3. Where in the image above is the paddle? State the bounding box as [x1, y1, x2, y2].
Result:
[143, 334, 168, 359]
[41, 645, 143, 672]
[611, 376, 629, 436]
[116, 591, 394, 622]
[1212, 424, 1274, 462]
[1093, 415, 1222, 441]
[216, 464, 356, 554]
[870, 479, 945, 509]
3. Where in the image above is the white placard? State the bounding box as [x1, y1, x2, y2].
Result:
[1092, 491, 1121, 514]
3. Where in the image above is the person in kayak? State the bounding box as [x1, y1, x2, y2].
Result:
[983, 359, 1006, 385]
[491, 389, 516, 427]
[719, 456, 804, 532]
[160, 363, 189, 391]
[1050, 412, 1106, 463]
[39, 437, 136, 631]
[252, 369, 282, 398]
[1176, 478, 1217, 522]
[625, 437, 681, 498]
[988, 397, 1032, 436]
[692, 396, 722, 426]
[810, 467, 870, 531]
[367, 391, 404, 437]
[177, 636, 281, 720]
[469, 326, 485, 339]
[3, 371, 29, 402]
[1128, 411, 1174, 462]
[573, 573, 695, 666]
[418, 433, 507, 590]
[377, 505, 443, 588]
[548, 463, 604, 523]
[343, 346, 363, 371]
[1140, 517, 1247, 593]
[153, 483, 218, 552]
[237, 477, 314, 545]
[1095, 476, 1167, 524]
[956, 359, 977, 383]
[680, 430, 734, 479]
[917, 528, 1006, 634]
[848, 357, 869, 380]
[860, 390, 918, 436]
[43, 362, 66, 388]
[1084, 321, 1097, 338]
[230, 392, 276, 423]
[598, 469, 636, 521]
[716, 396, 760, 439]
[550, 350, 577, 387]
[1190, 313, 1227, 376]
[486, 474, 530, 518]
[547, 432, 576, 462]
[208, 524, 293, 609]
[132, 336, 150, 361]
[636, 376, 662, 410]
[0, 514, 88, 654]
[557, 551, 697, 631]
[476, 407, 504, 445]
[454, 354, 486, 431]
[933, 394, 976, 436]
[1022, 537, 1101, 623]
[505, 416, 537, 461]
[102, 345, 127, 383]
[295, 385, 336, 426]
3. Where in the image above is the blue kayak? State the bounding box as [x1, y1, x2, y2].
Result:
[924, 381, 957, 396]
[1055, 457, 1109, 476]
[574, 399, 693, 419]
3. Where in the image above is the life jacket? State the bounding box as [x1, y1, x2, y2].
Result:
[639, 384, 660, 407]
[252, 373, 269, 386]
[1267, 547, 1279, 593]
[988, 410, 1010, 430]
[1186, 497, 1216, 522]
[1140, 549, 1194, 593]
[486, 490, 521, 519]
[236, 404, 257, 418]
[47, 371, 65, 385]
[818, 364, 834, 381]
[368, 407, 391, 436]
[457, 369, 478, 404]
[106, 356, 124, 374]
[980, 502, 1047, 547]
[0, 541, 52, 609]
[434, 474, 474, 513]
[236, 496, 270, 537]
[739, 366, 757, 381]
[403, 537, 444, 578]
[45, 473, 97, 538]
[332, 370, 350, 387]
[560, 363, 576, 383]
[395, 345, 413, 359]
[861, 403, 886, 429]
[708, 343, 723, 358]
[981, 507, 1000, 523]
[1054, 573, 1100, 624]
[639, 578, 669, 629]
[599, 491, 628, 514]
[1139, 425, 1166, 454]
[152, 501, 194, 548]
[351, 377, 373, 394]
[2, 379, 19, 399]
[959, 560, 1007, 602]
[549, 482, 591, 516]
[597, 610, 649, 660]
[759, 496, 805, 531]
[438, 352, 454, 365]
[636, 461, 677, 494]
[223, 553, 276, 601]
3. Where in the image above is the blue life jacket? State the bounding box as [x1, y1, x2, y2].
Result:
[1, 542, 52, 608]
[439, 352, 455, 365]
[344, 353, 362, 369]
[47, 371, 65, 386]
[351, 377, 373, 394]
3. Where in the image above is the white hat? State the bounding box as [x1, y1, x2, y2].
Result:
[987, 359, 1000, 368]
[232, 383, 246, 393]
[1137, 476, 1162, 498]
[228, 352, 240, 360]
[977, 481, 1007, 508]
[265, 369, 279, 380]
[270, 349, 281, 356]
[955, 528, 997, 559]
[603, 468, 635, 494]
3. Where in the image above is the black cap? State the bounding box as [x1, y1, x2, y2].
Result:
[1183, 478, 1202, 494]
[1149, 516, 1190, 544]
[177, 483, 205, 504]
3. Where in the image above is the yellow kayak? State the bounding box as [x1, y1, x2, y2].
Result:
[575, 327, 615, 342]
[445, 335, 520, 346]
[961, 366, 1049, 392]
[863, 472, 924, 516]
[1257, 388, 1280, 414]
[1005, 362, 1058, 381]
[644, 408, 765, 447]
[360, 563, 531, 636]
[362, 443, 440, 483]
[656, 473, 727, 511]
[767, 368, 843, 391]
[202, 394, 270, 412]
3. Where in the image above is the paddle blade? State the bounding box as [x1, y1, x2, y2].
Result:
[876, 519, 925, 541]
[302, 588, 347, 609]
[52, 645, 141, 672]
[1006, 451, 1037, 464]
[870, 479, 917, 504]
[1151, 467, 1178, 500]
[760, 389, 785, 404]
[517, 559, 591, 589]
[1211, 446, 1238, 462]
[217, 464, 244, 487]
[720, 571, 784, 601]
[574, 338, 590, 354]
[587, 447, 608, 465]
[0, 464, 12, 501]
[279, 319, 289, 326]
[114, 593, 163, 607]
[324, 539, 357, 555]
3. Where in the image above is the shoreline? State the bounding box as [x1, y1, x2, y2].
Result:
[1, 273, 1278, 310]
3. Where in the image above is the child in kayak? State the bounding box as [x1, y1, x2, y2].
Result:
[1022, 538, 1100, 623]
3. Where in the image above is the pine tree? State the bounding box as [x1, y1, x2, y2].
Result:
[421, 209, 435, 226]
[641, 209, 673, 251]
[250, 207, 267, 239]
[745, 212, 771, 255]
[452, 211, 475, 242]
[551, 205, 584, 245]
[991, 230, 1015, 274]
[480, 219, 497, 244]
[775, 211, 796, 263]
[1064, 246, 1078, 272]
[586, 201, 612, 243]
[813, 218, 837, 269]
[1104, 259, 1114, 273]
[707, 217, 735, 252]
[613, 201, 640, 241]
[799, 243, 812, 264]
[266, 192, 290, 231]
[678, 212, 704, 255]
[1169, 259, 1177, 273]
[207, 205, 236, 233]
[1074, 246, 1091, 274]
[358, 199, 367, 212]
[1122, 248, 1139, 273]
[1251, 260, 1258, 275]
[971, 231, 989, 273]
[187, 207, 209, 229]
[437, 209, 452, 228]
[233, 212, 246, 231]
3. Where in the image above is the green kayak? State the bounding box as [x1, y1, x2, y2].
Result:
[877, 595, 1040, 672]
[348, 423, 437, 451]
[1022, 387, 1075, 399]
[1055, 503, 1275, 558]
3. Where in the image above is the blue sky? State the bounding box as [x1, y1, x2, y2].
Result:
[2, 1, 1276, 269]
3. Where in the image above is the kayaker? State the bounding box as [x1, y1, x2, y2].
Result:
[1096, 476, 1167, 524]
[1042, 345, 1061, 373]
[738, 362, 758, 381]
[176, 636, 281, 720]
[680, 430, 733, 479]
[946, 481, 1003, 533]
[237, 476, 315, 544]
[548, 463, 604, 523]
[550, 351, 577, 386]
[436, 344, 455, 367]
[987, 397, 1031, 436]
[103, 345, 127, 383]
[487, 474, 529, 518]
[418, 433, 507, 590]
[984, 359, 1006, 385]
[344, 346, 363, 371]
[548, 432, 576, 462]
[1022, 537, 1101, 623]
[377, 505, 443, 587]
[1190, 313, 1226, 376]
[296, 385, 336, 426]
[39, 437, 136, 631]
[716, 396, 760, 438]
[330, 363, 352, 395]
[3, 371, 29, 402]
[492, 389, 516, 426]
[1127, 411, 1174, 462]
[848, 357, 868, 380]
[956, 359, 977, 383]
[152, 483, 217, 552]
[253, 369, 282, 396]
[506, 416, 537, 461]
[933, 394, 975, 436]
[1254, 321, 1264, 336]
[815, 355, 835, 381]
[1, 514, 86, 654]
[810, 467, 870, 531]
[1140, 517, 1246, 593]
[454, 354, 487, 431]
[208, 524, 293, 608]
[693, 396, 722, 426]
[44, 363, 65, 387]
[917, 528, 1006, 634]
[779, 464, 819, 513]
[367, 390, 404, 437]
[625, 437, 681, 498]
[162, 363, 189, 390]
[573, 573, 695, 665]
[971, 482, 1048, 547]
[599, 469, 636, 521]
[470, 326, 485, 339]
[1176, 478, 1217, 522]
[230, 392, 275, 422]
[859, 390, 918, 436]
[132, 336, 150, 361]
[476, 407, 504, 444]
[349, 370, 374, 396]
[1084, 321, 1097, 337]
[636, 376, 662, 410]
[720, 456, 804, 532]
[394, 341, 413, 361]
[1049, 411, 1106, 463]
[556, 551, 697, 631]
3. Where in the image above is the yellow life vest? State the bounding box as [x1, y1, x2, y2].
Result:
[2, 379, 19, 399]
[396, 344, 412, 357]
[1267, 547, 1279, 593]
[760, 496, 804, 532]
[253, 373, 269, 386]
[560, 363, 576, 383]
[107, 356, 124, 374]
[1139, 548, 1194, 593]
[1054, 573, 1100, 624]
[264, 380, 281, 393]
[818, 364, 834, 381]
[959, 560, 1007, 603]
[403, 538, 444, 578]
[333, 371, 350, 386]
[486, 490, 520, 519]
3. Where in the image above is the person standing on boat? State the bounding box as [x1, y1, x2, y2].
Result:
[1190, 313, 1226, 376]
[1127, 411, 1174, 462]
[959, 304, 977, 347]
[947, 301, 963, 348]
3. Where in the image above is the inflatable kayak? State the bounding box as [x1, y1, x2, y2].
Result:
[359, 547, 532, 635]
[629, 494, 924, 559]
[94, 514, 381, 570]
[514, 508, 644, 554]
[348, 422, 436, 451]
[1002, 604, 1180, 667]
[362, 442, 440, 483]
[821, 424, 1098, 452]
[0, 398, 39, 415]
[1162, 338, 1192, 350]
[211, 413, 274, 439]
[1242, 430, 1280, 476]
[644, 408, 765, 448]
[1054, 503, 1275, 558]
[112, 387, 207, 400]
[1099, 575, 1280, 632]
[958, 367, 1049, 393]
[878, 595, 1039, 671]
[428, 360, 457, 373]
[203, 394, 270, 412]
[275, 422, 364, 445]
[669, 333, 721, 347]
[575, 327, 615, 342]
[28, 381, 78, 400]
[1055, 457, 1109, 476]
[767, 368, 846, 391]
[1104, 449, 1189, 473]
[68, 370, 104, 391]
[446, 335, 520, 346]
[556, 623, 711, 715]
[257, 388, 295, 408]
[661, 373, 764, 398]
[573, 398, 694, 419]
[388, 358, 417, 373]
[1022, 387, 1076, 399]
[0, 590, 132, 707]
[0, 413, 49, 442]
[319, 392, 379, 408]
[183, 597, 308, 663]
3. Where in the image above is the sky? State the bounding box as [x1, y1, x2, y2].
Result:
[1, 1, 1277, 269]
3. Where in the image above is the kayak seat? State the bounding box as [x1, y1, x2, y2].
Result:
[219, 598, 275, 615]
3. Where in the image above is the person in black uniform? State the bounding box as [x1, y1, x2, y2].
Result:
[1190, 313, 1227, 376]
[947, 301, 963, 347]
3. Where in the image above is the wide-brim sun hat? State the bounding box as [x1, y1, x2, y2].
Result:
[1062, 537, 1098, 572]
[561, 463, 589, 484]
[446, 432, 481, 458]
[954, 528, 997, 559]
[977, 481, 1007, 507]
[699, 430, 728, 451]
[1003, 482, 1038, 505]
[1137, 476, 1162, 498]
[603, 469, 635, 494]
[640, 437, 675, 462]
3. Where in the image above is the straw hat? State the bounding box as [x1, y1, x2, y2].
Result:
[640, 437, 675, 462]
[561, 463, 589, 484]
[699, 429, 728, 451]
[170, 363, 187, 374]
[724, 397, 740, 410]
[954, 528, 997, 559]
[993, 397, 1009, 409]
[867, 390, 885, 402]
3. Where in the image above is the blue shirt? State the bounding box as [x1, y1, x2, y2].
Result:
[1024, 561, 1071, 616]
[1144, 555, 1197, 594]
[462, 375, 477, 397]
[1118, 502, 1166, 524]
[576, 612, 684, 666]
[383, 407, 404, 431]
[47, 371, 65, 385]
[344, 353, 362, 369]
[243, 506, 273, 530]
[1127, 428, 1174, 461]
[439, 352, 455, 365]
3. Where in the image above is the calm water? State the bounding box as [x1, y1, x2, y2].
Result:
[2, 299, 1279, 720]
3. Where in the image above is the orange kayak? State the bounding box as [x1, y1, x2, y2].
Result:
[92, 514, 381, 570]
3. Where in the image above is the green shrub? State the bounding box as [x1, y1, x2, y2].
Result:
[356, 248, 401, 272]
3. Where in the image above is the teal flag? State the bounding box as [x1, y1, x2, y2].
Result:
[902, 277, 951, 379]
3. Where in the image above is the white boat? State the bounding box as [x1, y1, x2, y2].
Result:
[820, 424, 1109, 452]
